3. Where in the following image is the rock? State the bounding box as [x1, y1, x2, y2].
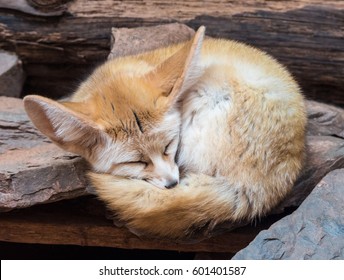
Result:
[0, 51, 25, 98]
[0, 96, 91, 212]
[306, 100, 344, 138]
[278, 135, 344, 211]
[233, 168, 344, 260]
[276, 100, 344, 211]
[108, 23, 195, 59]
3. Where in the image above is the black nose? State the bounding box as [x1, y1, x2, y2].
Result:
[165, 180, 178, 189]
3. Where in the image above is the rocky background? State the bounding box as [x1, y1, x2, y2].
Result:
[0, 1, 343, 259]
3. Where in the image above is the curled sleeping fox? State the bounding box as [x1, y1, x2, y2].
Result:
[24, 26, 306, 239]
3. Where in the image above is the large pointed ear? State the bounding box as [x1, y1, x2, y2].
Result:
[23, 95, 104, 156]
[147, 26, 205, 108]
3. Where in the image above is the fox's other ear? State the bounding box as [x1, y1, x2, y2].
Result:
[148, 26, 205, 107]
[24, 95, 104, 156]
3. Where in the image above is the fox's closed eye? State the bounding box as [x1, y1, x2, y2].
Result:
[164, 139, 177, 156]
[126, 161, 148, 167]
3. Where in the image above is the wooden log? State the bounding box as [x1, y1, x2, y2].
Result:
[0, 0, 70, 16]
[0, 196, 284, 253]
[0, 1, 343, 105]
[0, 50, 25, 97]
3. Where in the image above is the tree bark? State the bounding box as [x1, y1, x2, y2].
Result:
[0, 0, 343, 105]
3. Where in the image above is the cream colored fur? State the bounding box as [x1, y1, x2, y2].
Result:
[24, 26, 306, 239]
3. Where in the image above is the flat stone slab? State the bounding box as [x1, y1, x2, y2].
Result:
[0, 96, 91, 212]
[233, 168, 344, 260]
[109, 23, 195, 59]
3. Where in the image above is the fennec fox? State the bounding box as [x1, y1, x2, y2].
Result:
[24, 26, 306, 239]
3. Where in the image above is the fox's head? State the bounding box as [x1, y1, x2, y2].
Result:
[24, 27, 205, 189]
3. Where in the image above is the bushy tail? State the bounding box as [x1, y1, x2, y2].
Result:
[89, 172, 282, 239]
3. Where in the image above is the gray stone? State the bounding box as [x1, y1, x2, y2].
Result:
[306, 100, 344, 138]
[233, 169, 344, 260]
[0, 51, 25, 98]
[109, 23, 195, 59]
